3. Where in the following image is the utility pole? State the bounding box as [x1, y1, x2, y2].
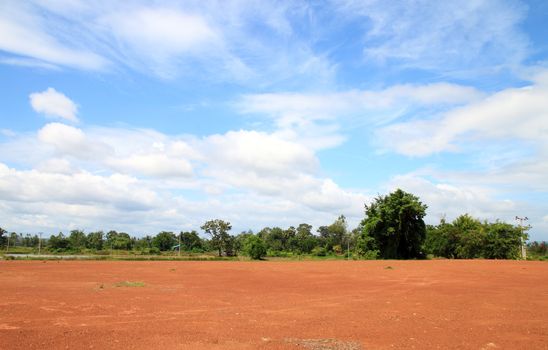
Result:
[515, 216, 528, 260]
[38, 232, 43, 255]
[347, 235, 350, 260]
[178, 233, 181, 257]
[5, 235, 9, 253]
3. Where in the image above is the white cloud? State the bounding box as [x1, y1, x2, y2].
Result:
[0, 1, 336, 86]
[107, 153, 193, 178]
[377, 71, 548, 156]
[202, 130, 318, 176]
[387, 173, 517, 224]
[38, 123, 110, 159]
[0, 1, 107, 70]
[0, 163, 157, 211]
[336, 0, 529, 74]
[99, 7, 222, 79]
[239, 83, 482, 126]
[36, 158, 75, 175]
[0, 123, 372, 234]
[237, 82, 482, 151]
[30, 88, 79, 122]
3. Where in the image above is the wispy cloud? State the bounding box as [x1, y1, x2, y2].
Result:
[0, 1, 108, 70]
[0, 0, 335, 86]
[335, 0, 530, 75]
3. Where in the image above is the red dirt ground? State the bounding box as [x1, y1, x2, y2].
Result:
[0, 260, 547, 349]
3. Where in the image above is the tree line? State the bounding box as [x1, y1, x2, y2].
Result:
[1, 189, 541, 260]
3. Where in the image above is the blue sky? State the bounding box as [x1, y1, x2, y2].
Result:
[1, 0, 547, 240]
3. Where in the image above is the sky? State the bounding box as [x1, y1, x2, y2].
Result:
[1, 0, 547, 240]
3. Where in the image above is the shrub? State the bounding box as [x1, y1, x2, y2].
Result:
[312, 246, 327, 256]
[243, 235, 267, 260]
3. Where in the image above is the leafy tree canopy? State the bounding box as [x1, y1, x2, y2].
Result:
[362, 189, 427, 259]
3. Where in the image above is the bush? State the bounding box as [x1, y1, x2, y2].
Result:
[312, 246, 327, 256]
[243, 235, 267, 260]
[356, 249, 379, 260]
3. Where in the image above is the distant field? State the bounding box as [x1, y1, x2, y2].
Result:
[1, 260, 547, 349]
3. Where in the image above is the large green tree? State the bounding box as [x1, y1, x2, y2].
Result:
[0, 227, 7, 247]
[295, 223, 317, 254]
[179, 230, 203, 252]
[48, 232, 70, 251]
[201, 219, 232, 256]
[68, 229, 87, 251]
[152, 231, 177, 251]
[320, 215, 347, 252]
[361, 189, 427, 259]
[87, 231, 104, 250]
[106, 231, 133, 250]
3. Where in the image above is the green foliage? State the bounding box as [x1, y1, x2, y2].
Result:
[362, 189, 427, 259]
[87, 231, 104, 250]
[48, 232, 70, 251]
[294, 223, 316, 254]
[106, 231, 133, 250]
[0, 227, 6, 247]
[311, 246, 327, 256]
[317, 215, 348, 252]
[424, 215, 527, 260]
[354, 230, 379, 259]
[179, 231, 203, 251]
[242, 235, 267, 260]
[201, 219, 233, 256]
[134, 235, 152, 250]
[527, 241, 547, 260]
[68, 229, 87, 251]
[20, 233, 39, 247]
[484, 222, 523, 259]
[152, 231, 177, 251]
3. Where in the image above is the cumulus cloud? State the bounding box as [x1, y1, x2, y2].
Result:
[38, 123, 110, 159]
[387, 174, 517, 222]
[0, 122, 372, 234]
[202, 130, 318, 176]
[30, 88, 79, 122]
[0, 163, 157, 211]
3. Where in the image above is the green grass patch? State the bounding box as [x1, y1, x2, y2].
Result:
[114, 281, 145, 288]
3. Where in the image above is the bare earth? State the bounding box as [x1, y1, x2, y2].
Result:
[0, 260, 547, 349]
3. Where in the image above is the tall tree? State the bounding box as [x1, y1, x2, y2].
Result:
[68, 229, 87, 251]
[179, 230, 203, 251]
[87, 231, 104, 250]
[0, 227, 7, 247]
[48, 232, 70, 251]
[152, 231, 177, 251]
[362, 189, 427, 259]
[106, 231, 132, 250]
[201, 219, 232, 256]
[295, 223, 316, 254]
